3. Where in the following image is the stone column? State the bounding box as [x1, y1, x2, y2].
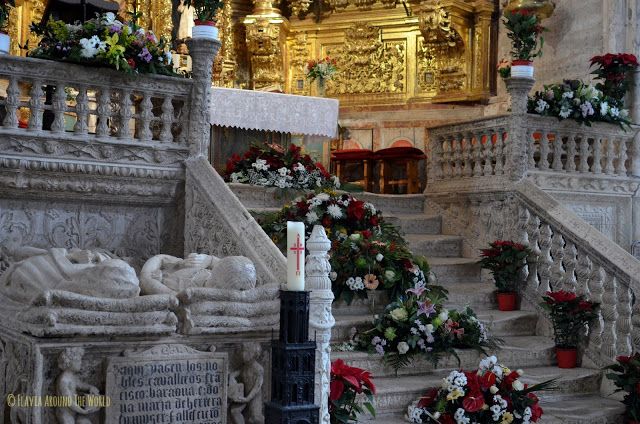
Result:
[305, 225, 335, 424]
[186, 38, 221, 158]
[505, 77, 535, 181]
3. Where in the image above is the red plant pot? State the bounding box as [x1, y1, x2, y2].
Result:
[511, 59, 533, 66]
[496, 292, 518, 311]
[194, 20, 216, 26]
[556, 347, 578, 368]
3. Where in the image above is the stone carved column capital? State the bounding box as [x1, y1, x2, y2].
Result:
[505, 77, 535, 115]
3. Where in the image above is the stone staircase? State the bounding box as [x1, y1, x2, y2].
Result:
[241, 190, 625, 423]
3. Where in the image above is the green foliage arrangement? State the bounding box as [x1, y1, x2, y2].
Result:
[477, 240, 531, 293]
[182, 0, 224, 22]
[503, 9, 545, 61]
[540, 291, 599, 349]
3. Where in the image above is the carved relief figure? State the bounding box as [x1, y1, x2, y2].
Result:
[177, 0, 195, 41]
[140, 253, 257, 294]
[55, 348, 101, 424]
[0, 247, 140, 304]
[228, 342, 264, 424]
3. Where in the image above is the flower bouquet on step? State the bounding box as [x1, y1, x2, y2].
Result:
[29, 12, 175, 75]
[540, 290, 599, 368]
[605, 353, 640, 424]
[357, 283, 494, 371]
[406, 356, 555, 424]
[225, 143, 339, 190]
[261, 191, 433, 303]
[330, 359, 376, 423]
[478, 240, 531, 311]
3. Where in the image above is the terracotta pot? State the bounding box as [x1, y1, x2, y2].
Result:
[496, 292, 518, 311]
[192, 20, 219, 40]
[511, 60, 534, 79]
[504, 0, 555, 19]
[555, 347, 578, 368]
[0, 32, 10, 55]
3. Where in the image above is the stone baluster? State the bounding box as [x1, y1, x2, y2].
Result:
[600, 273, 618, 359]
[505, 77, 535, 181]
[562, 242, 578, 292]
[537, 224, 553, 294]
[472, 132, 483, 177]
[494, 134, 504, 175]
[592, 138, 603, 174]
[50, 83, 67, 133]
[578, 135, 589, 173]
[538, 131, 550, 170]
[604, 138, 616, 175]
[462, 134, 473, 177]
[616, 139, 628, 176]
[616, 283, 632, 356]
[186, 37, 221, 158]
[483, 133, 493, 176]
[587, 265, 605, 354]
[526, 214, 541, 292]
[527, 128, 536, 169]
[575, 253, 591, 297]
[516, 207, 530, 283]
[96, 88, 111, 137]
[452, 138, 462, 177]
[118, 89, 133, 139]
[139, 92, 153, 142]
[305, 225, 335, 424]
[551, 133, 564, 171]
[632, 131, 640, 177]
[566, 134, 577, 172]
[443, 137, 453, 178]
[74, 85, 89, 135]
[3, 76, 19, 128]
[549, 232, 565, 290]
[28, 79, 44, 131]
[160, 96, 174, 143]
[632, 301, 640, 352]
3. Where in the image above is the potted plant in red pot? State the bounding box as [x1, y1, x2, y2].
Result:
[329, 359, 376, 423]
[478, 240, 531, 311]
[503, 8, 546, 78]
[540, 290, 599, 368]
[0, 0, 15, 55]
[606, 353, 640, 424]
[183, 0, 224, 40]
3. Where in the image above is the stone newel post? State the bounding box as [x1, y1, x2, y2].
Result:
[186, 38, 221, 158]
[505, 77, 535, 181]
[630, 71, 640, 177]
[305, 225, 335, 424]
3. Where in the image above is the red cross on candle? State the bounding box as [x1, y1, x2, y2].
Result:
[290, 234, 305, 276]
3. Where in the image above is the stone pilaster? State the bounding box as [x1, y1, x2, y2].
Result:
[505, 77, 535, 181]
[305, 225, 334, 424]
[186, 38, 221, 158]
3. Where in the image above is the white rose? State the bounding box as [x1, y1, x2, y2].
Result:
[438, 310, 449, 321]
[433, 412, 440, 419]
[425, 324, 434, 333]
[512, 379, 524, 391]
[384, 270, 395, 280]
[376, 253, 384, 262]
[489, 385, 499, 394]
[397, 341, 409, 355]
[516, 369, 524, 376]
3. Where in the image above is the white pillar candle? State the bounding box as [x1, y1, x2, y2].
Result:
[286, 221, 306, 291]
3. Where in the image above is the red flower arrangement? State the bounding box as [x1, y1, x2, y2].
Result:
[406, 356, 554, 423]
[329, 359, 375, 423]
[478, 240, 531, 295]
[590, 53, 639, 101]
[224, 142, 338, 190]
[606, 353, 640, 423]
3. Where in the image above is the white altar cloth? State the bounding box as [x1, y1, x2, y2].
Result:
[209, 87, 339, 138]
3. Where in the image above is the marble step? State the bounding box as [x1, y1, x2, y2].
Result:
[384, 214, 442, 235]
[360, 394, 624, 424]
[332, 335, 557, 377]
[428, 257, 482, 284]
[333, 293, 389, 317]
[361, 366, 602, 415]
[443, 282, 496, 309]
[406, 234, 464, 258]
[356, 192, 425, 215]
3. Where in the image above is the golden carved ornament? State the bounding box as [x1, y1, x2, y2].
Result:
[245, 18, 286, 89]
[504, 0, 555, 19]
[287, 32, 310, 95]
[213, 0, 236, 87]
[326, 22, 405, 95]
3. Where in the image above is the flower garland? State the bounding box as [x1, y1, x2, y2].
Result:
[406, 356, 555, 424]
[528, 79, 630, 128]
[330, 359, 376, 423]
[225, 143, 339, 190]
[29, 13, 175, 75]
[357, 284, 493, 371]
[260, 191, 430, 303]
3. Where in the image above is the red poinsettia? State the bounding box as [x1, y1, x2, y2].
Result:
[346, 200, 365, 221]
[418, 388, 439, 408]
[330, 359, 376, 423]
[544, 290, 577, 303]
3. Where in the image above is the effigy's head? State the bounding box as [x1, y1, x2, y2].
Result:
[208, 256, 257, 290]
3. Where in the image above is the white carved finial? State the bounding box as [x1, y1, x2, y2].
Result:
[305, 225, 334, 424]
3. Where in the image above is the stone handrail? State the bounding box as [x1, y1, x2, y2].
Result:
[513, 180, 640, 366]
[0, 55, 193, 145]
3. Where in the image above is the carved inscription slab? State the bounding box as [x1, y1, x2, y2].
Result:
[105, 344, 227, 424]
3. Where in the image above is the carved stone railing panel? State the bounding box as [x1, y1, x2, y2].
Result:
[0, 56, 192, 145]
